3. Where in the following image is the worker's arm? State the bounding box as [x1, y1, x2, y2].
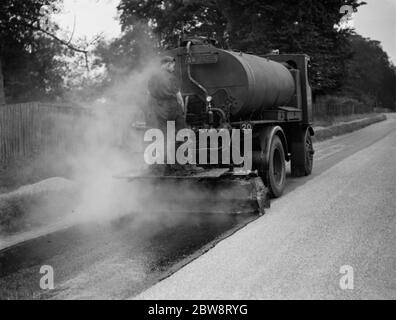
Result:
[176, 91, 185, 112]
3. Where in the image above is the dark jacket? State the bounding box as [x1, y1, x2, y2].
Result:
[147, 69, 182, 122]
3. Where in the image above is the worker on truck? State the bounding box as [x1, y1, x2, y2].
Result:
[147, 56, 185, 132]
[146, 56, 187, 174]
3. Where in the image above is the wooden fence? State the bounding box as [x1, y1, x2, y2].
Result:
[0, 102, 91, 164]
[312, 97, 374, 118]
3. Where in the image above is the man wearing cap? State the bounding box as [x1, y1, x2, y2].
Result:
[146, 56, 186, 174]
[147, 56, 185, 132]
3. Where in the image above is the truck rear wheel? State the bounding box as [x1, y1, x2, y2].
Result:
[263, 135, 286, 198]
[291, 128, 314, 177]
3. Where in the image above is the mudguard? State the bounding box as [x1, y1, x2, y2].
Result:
[254, 126, 289, 170]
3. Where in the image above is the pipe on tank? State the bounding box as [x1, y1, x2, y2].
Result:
[186, 42, 227, 125]
[186, 42, 209, 100]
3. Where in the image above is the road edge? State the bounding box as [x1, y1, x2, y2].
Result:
[313, 114, 387, 142]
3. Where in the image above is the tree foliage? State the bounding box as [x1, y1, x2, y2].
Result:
[343, 34, 396, 108]
[118, 0, 227, 48]
[94, 24, 155, 81]
[0, 0, 71, 103]
[0, 0, 60, 42]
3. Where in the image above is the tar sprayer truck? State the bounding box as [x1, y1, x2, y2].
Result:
[125, 36, 315, 214]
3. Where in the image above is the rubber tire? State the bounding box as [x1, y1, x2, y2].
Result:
[263, 135, 286, 198]
[291, 129, 314, 177]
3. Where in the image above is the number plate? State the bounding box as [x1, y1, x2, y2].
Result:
[187, 53, 218, 65]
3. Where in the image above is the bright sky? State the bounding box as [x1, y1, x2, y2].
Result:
[353, 0, 396, 64]
[53, 0, 396, 63]
[53, 0, 121, 40]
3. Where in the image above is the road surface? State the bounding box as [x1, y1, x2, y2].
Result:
[1, 114, 395, 299]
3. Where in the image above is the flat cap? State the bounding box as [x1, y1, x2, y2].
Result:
[160, 56, 176, 64]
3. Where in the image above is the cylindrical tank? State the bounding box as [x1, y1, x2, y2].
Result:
[172, 45, 295, 119]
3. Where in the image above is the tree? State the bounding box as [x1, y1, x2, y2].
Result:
[342, 34, 396, 109]
[94, 23, 155, 81]
[0, 0, 88, 103]
[0, 58, 5, 105]
[118, 0, 227, 48]
[380, 65, 396, 109]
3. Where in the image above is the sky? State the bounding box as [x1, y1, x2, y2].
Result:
[353, 0, 396, 64]
[53, 0, 396, 63]
[53, 0, 121, 40]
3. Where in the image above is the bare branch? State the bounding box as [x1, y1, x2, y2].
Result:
[66, 14, 77, 46]
[32, 24, 88, 54]
[17, 20, 91, 71]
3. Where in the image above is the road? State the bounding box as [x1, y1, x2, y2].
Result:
[1, 114, 396, 299]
